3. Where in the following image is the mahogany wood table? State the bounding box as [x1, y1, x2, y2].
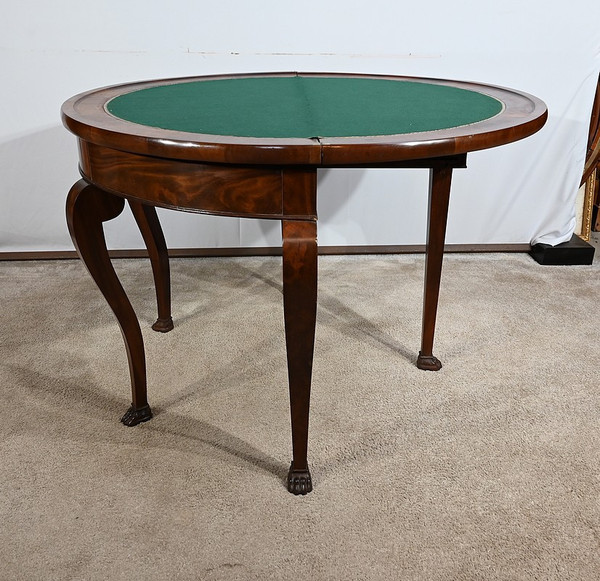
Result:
[62, 72, 547, 494]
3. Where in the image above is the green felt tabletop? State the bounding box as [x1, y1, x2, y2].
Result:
[106, 75, 504, 139]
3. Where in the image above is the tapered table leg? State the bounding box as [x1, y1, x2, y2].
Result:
[416, 162, 454, 371]
[66, 180, 152, 425]
[129, 201, 174, 333]
[282, 220, 318, 494]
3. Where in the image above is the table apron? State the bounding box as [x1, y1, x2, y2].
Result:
[77, 140, 317, 221]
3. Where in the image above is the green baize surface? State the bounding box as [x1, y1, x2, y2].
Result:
[107, 75, 503, 138]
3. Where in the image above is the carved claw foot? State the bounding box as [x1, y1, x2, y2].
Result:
[121, 404, 153, 426]
[416, 352, 442, 371]
[152, 317, 174, 333]
[287, 462, 313, 495]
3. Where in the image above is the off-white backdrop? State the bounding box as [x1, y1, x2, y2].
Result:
[1, 1, 599, 253]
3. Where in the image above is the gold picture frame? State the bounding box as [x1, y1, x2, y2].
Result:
[579, 74, 600, 241]
[579, 168, 596, 241]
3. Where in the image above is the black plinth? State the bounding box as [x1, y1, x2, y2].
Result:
[529, 234, 595, 265]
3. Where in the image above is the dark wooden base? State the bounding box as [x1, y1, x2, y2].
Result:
[529, 234, 595, 265]
[287, 462, 313, 495]
[121, 405, 153, 426]
[0, 244, 532, 262]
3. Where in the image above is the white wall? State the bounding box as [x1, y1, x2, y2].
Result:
[1, 1, 599, 252]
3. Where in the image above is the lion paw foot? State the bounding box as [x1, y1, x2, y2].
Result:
[416, 352, 442, 371]
[120, 404, 153, 426]
[152, 317, 174, 333]
[287, 462, 313, 495]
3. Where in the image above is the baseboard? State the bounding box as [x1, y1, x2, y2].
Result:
[529, 234, 595, 265]
[0, 244, 533, 261]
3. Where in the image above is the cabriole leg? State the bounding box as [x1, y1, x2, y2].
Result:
[66, 180, 152, 425]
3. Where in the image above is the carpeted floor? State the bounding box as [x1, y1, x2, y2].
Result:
[1, 245, 599, 580]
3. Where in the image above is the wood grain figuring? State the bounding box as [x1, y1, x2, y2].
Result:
[282, 167, 317, 218]
[79, 141, 285, 219]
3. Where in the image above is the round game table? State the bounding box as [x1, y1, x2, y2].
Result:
[62, 72, 547, 494]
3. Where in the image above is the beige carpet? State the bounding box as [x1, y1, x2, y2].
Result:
[1, 246, 599, 580]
